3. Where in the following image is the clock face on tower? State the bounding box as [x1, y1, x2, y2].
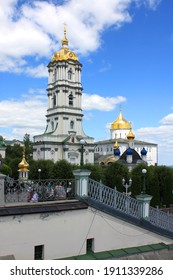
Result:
[69, 52, 74, 58]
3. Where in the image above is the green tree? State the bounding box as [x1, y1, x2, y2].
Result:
[147, 166, 160, 207]
[5, 144, 23, 160]
[0, 163, 12, 176]
[28, 159, 54, 180]
[23, 133, 33, 160]
[9, 158, 21, 179]
[131, 164, 149, 197]
[3, 144, 23, 179]
[79, 163, 105, 182]
[104, 162, 129, 192]
[155, 166, 173, 206]
[51, 160, 74, 179]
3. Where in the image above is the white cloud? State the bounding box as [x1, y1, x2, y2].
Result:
[25, 64, 48, 78]
[0, 89, 47, 140]
[135, 123, 173, 165]
[135, 0, 162, 10]
[99, 63, 112, 73]
[82, 94, 126, 111]
[145, 0, 162, 10]
[0, 0, 159, 76]
[160, 113, 173, 125]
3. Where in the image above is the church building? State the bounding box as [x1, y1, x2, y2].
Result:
[33, 26, 94, 164]
[94, 108, 158, 169]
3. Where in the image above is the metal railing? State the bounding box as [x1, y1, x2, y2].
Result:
[149, 206, 173, 232]
[88, 178, 173, 234]
[5, 178, 75, 203]
[88, 179, 141, 219]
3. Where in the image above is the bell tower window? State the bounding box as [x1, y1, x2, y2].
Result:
[68, 68, 73, 80]
[51, 121, 54, 131]
[70, 120, 74, 129]
[69, 92, 73, 106]
[53, 68, 56, 82]
[53, 94, 56, 107]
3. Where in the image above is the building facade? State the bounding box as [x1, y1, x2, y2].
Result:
[95, 109, 158, 167]
[33, 26, 94, 164]
[1, 206, 172, 260]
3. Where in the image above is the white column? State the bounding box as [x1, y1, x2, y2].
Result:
[48, 94, 51, 109]
[73, 169, 91, 197]
[58, 66, 60, 81]
[136, 194, 152, 220]
[0, 173, 5, 206]
[79, 69, 81, 83]
[48, 69, 53, 84]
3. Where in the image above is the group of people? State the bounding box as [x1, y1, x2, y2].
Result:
[27, 182, 72, 202]
[27, 190, 39, 203]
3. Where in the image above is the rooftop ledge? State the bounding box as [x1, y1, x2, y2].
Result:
[0, 200, 88, 216]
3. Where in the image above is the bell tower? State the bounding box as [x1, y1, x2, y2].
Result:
[33, 26, 94, 164]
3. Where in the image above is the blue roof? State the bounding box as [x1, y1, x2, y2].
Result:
[126, 147, 132, 155]
[141, 147, 147, 155]
[114, 148, 120, 156]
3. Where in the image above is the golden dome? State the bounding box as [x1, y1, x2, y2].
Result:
[101, 155, 115, 165]
[127, 127, 135, 141]
[113, 140, 119, 149]
[111, 109, 131, 130]
[52, 24, 79, 62]
[18, 147, 29, 172]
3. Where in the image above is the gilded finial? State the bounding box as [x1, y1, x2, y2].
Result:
[18, 145, 29, 170]
[127, 126, 135, 141]
[23, 145, 25, 158]
[61, 22, 68, 47]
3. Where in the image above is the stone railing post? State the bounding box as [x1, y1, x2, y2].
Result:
[136, 194, 152, 220]
[0, 173, 6, 206]
[73, 169, 91, 197]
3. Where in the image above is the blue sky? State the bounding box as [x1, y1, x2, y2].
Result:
[0, 0, 173, 165]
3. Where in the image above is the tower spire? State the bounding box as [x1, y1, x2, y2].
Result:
[61, 23, 68, 48]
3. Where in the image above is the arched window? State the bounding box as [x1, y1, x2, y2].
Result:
[70, 120, 74, 129]
[53, 94, 56, 107]
[69, 92, 73, 106]
[51, 121, 54, 131]
[53, 68, 56, 82]
[68, 68, 73, 80]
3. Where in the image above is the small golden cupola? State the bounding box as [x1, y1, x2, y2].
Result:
[113, 139, 121, 158]
[52, 24, 79, 62]
[127, 127, 135, 141]
[111, 108, 131, 130]
[18, 146, 29, 180]
[113, 140, 119, 149]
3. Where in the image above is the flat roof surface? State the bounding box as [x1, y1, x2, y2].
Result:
[0, 200, 88, 216]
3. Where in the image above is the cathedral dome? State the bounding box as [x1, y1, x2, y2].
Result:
[18, 148, 29, 172]
[114, 148, 120, 156]
[113, 140, 119, 149]
[127, 128, 135, 141]
[113, 140, 120, 156]
[126, 147, 132, 155]
[141, 147, 147, 156]
[52, 48, 79, 62]
[52, 25, 79, 62]
[111, 109, 131, 130]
